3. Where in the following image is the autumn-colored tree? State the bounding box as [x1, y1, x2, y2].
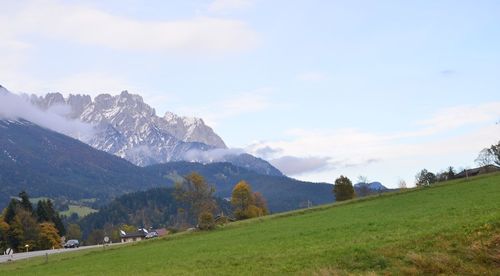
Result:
[253, 192, 269, 216]
[231, 181, 268, 220]
[198, 212, 215, 230]
[9, 209, 40, 251]
[38, 222, 61, 249]
[175, 172, 216, 224]
[0, 217, 9, 251]
[231, 181, 254, 220]
[333, 175, 355, 201]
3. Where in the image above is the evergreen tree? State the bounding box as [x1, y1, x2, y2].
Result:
[18, 191, 33, 213]
[36, 200, 65, 236]
[4, 199, 19, 224]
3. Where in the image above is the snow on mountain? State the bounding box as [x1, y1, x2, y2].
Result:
[29, 91, 221, 166]
[28, 90, 282, 176]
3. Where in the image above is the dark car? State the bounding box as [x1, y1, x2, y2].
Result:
[64, 239, 80, 248]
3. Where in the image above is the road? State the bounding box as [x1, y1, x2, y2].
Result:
[0, 244, 117, 263]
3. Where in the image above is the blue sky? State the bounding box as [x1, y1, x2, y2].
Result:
[1, 0, 499, 187]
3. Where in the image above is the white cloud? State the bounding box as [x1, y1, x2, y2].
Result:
[247, 102, 500, 185]
[208, 0, 254, 13]
[176, 88, 276, 126]
[270, 156, 332, 175]
[0, 88, 95, 141]
[1, 0, 258, 53]
[297, 71, 327, 82]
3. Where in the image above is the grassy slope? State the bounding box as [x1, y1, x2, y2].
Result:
[2, 174, 499, 275]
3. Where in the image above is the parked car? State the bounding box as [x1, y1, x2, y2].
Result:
[64, 239, 80, 248]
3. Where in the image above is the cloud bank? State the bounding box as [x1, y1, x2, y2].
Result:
[270, 156, 331, 175]
[2, 0, 258, 54]
[183, 148, 245, 163]
[0, 86, 94, 141]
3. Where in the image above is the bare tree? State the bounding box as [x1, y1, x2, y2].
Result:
[475, 148, 494, 166]
[356, 175, 370, 197]
[398, 179, 407, 189]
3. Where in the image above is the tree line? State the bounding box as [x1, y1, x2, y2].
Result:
[0, 191, 65, 252]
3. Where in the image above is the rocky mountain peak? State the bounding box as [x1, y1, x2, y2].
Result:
[20, 88, 279, 175]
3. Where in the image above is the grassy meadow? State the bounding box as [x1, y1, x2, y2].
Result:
[1, 173, 499, 275]
[60, 204, 98, 218]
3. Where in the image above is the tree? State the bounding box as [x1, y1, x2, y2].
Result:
[231, 181, 268, 220]
[398, 179, 407, 189]
[9, 209, 40, 251]
[198, 212, 215, 231]
[0, 217, 9, 251]
[86, 229, 105, 245]
[333, 175, 355, 201]
[18, 191, 33, 213]
[231, 181, 254, 220]
[36, 200, 65, 236]
[446, 166, 455, 180]
[490, 141, 500, 166]
[3, 199, 19, 224]
[66, 223, 82, 241]
[38, 223, 61, 250]
[415, 169, 437, 187]
[476, 141, 500, 166]
[475, 148, 495, 166]
[175, 172, 216, 222]
[253, 192, 269, 216]
[356, 175, 371, 197]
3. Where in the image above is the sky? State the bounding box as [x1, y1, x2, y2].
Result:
[1, 0, 499, 187]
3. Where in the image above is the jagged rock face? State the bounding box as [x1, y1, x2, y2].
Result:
[159, 112, 226, 148]
[28, 90, 282, 176]
[30, 91, 225, 166]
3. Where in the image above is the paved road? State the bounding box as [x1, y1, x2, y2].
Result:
[0, 244, 117, 263]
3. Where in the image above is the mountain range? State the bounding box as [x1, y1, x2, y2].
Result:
[0, 86, 388, 214]
[28, 90, 281, 176]
[0, 118, 333, 212]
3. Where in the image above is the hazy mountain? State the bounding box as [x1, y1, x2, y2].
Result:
[354, 181, 389, 196]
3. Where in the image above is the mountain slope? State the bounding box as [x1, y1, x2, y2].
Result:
[0, 119, 163, 206]
[145, 162, 333, 212]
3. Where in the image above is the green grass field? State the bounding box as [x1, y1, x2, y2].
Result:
[60, 205, 97, 218]
[2, 174, 499, 275]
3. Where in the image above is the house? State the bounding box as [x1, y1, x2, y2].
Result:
[214, 214, 235, 225]
[120, 229, 148, 243]
[455, 165, 500, 179]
